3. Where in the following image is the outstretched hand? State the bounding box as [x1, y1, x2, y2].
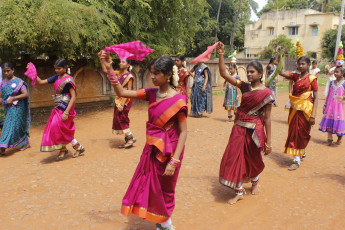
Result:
[98, 50, 114, 73]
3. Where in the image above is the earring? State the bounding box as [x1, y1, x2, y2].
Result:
[168, 79, 170, 82]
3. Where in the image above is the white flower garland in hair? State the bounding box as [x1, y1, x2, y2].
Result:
[67, 68, 71, 75]
[172, 65, 179, 87]
[128, 65, 133, 72]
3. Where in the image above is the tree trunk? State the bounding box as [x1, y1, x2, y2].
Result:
[230, 0, 242, 55]
[214, 0, 222, 42]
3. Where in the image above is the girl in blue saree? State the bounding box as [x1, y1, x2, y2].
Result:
[0, 62, 30, 155]
[190, 62, 213, 117]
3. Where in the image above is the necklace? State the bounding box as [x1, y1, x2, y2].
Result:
[157, 89, 169, 98]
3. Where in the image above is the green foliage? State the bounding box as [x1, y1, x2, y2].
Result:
[259, 35, 294, 59]
[321, 25, 345, 60]
[0, 0, 121, 61]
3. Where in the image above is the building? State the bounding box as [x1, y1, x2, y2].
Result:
[241, 9, 341, 59]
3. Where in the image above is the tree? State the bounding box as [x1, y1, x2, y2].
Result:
[0, 0, 209, 61]
[321, 25, 345, 59]
[258, 34, 294, 59]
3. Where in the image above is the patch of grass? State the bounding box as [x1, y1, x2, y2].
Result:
[0, 108, 5, 120]
[212, 91, 225, 96]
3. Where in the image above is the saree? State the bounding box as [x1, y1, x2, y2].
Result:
[284, 73, 318, 156]
[40, 75, 76, 152]
[190, 64, 213, 116]
[121, 88, 187, 223]
[112, 72, 134, 134]
[219, 82, 273, 189]
[176, 68, 189, 101]
[0, 78, 30, 148]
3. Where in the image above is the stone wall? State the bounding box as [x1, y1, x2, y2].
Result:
[11, 58, 269, 108]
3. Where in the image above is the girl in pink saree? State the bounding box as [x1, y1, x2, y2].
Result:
[35, 58, 85, 161]
[98, 52, 188, 230]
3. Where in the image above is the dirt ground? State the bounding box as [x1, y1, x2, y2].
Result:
[0, 86, 344, 230]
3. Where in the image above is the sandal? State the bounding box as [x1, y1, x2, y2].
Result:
[335, 136, 343, 145]
[56, 149, 68, 161]
[288, 160, 300, 171]
[124, 134, 136, 149]
[327, 138, 333, 145]
[300, 153, 307, 161]
[72, 143, 85, 158]
[19, 144, 31, 151]
[156, 223, 175, 230]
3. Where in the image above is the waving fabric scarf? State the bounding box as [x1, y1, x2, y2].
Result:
[24, 62, 37, 86]
[190, 42, 219, 64]
[104, 40, 154, 61]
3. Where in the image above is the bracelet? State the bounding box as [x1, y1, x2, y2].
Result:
[168, 157, 180, 168]
[63, 112, 69, 116]
[310, 116, 315, 119]
[264, 143, 272, 148]
[218, 52, 224, 55]
[107, 71, 119, 83]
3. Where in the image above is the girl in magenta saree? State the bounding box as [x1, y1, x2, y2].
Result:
[217, 42, 273, 205]
[35, 58, 85, 161]
[98, 53, 187, 230]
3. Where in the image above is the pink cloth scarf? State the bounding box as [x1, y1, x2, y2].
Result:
[190, 42, 219, 64]
[104, 40, 154, 61]
[24, 62, 38, 86]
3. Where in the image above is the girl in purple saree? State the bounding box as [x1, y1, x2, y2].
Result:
[98, 52, 188, 230]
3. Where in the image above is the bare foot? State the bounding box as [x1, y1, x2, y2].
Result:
[228, 194, 244, 205]
[252, 183, 260, 195]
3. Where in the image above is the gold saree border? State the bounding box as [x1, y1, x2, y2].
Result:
[247, 94, 274, 116]
[112, 128, 131, 135]
[56, 77, 75, 94]
[121, 205, 170, 223]
[283, 147, 306, 156]
[40, 144, 68, 152]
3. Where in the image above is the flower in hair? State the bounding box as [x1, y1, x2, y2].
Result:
[172, 65, 179, 87]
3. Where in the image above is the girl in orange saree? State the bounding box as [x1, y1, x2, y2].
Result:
[217, 42, 273, 205]
[98, 52, 187, 230]
[174, 54, 190, 101]
[279, 56, 318, 170]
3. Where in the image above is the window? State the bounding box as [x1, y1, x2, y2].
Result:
[288, 27, 298, 35]
[269, 28, 274, 36]
[312, 26, 318, 36]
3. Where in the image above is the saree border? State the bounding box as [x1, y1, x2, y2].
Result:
[112, 128, 131, 135]
[56, 77, 75, 94]
[283, 147, 305, 156]
[154, 99, 187, 128]
[247, 94, 274, 115]
[40, 143, 68, 152]
[121, 205, 170, 223]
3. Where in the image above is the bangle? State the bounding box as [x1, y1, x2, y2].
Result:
[63, 112, 69, 116]
[218, 52, 224, 55]
[168, 157, 180, 168]
[264, 143, 272, 148]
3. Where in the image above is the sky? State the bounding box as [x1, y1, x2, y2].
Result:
[251, 0, 267, 21]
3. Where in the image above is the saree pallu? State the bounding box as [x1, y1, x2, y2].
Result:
[284, 74, 317, 156]
[0, 78, 30, 148]
[112, 73, 134, 134]
[219, 85, 273, 189]
[40, 76, 76, 152]
[190, 65, 212, 116]
[176, 68, 189, 101]
[121, 89, 187, 223]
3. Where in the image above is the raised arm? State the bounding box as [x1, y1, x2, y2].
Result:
[279, 70, 291, 79]
[216, 42, 238, 86]
[98, 51, 138, 99]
